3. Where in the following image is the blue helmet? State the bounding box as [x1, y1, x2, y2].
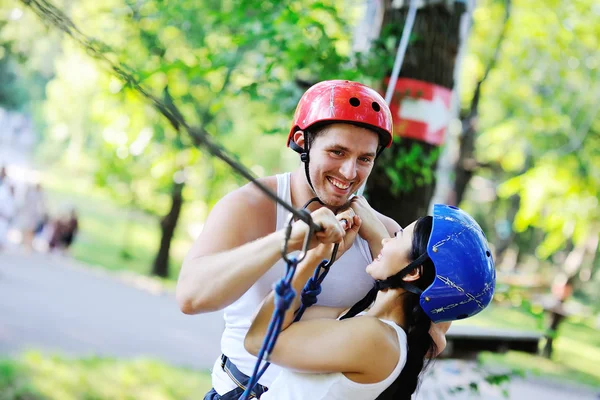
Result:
[419, 204, 496, 322]
[341, 204, 496, 324]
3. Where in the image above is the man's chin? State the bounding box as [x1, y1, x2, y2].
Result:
[320, 194, 352, 209]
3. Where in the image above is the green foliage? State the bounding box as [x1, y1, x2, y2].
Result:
[0, 352, 212, 400]
[447, 366, 524, 399]
[382, 141, 440, 194]
[11, 0, 369, 220]
[462, 0, 600, 262]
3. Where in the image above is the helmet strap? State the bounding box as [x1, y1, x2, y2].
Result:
[339, 252, 429, 320]
[290, 131, 318, 196]
[375, 252, 430, 295]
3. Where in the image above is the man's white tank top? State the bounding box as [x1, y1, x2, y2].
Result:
[211, 172, 375, 394]
[261, 318, 408, 400]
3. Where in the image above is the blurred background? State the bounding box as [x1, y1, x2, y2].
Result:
[0, 0, 598, 399]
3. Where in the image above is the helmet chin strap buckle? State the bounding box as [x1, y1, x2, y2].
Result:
[300, 153, 309, 163]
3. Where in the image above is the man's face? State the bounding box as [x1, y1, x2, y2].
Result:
[300, 124, 379, 208]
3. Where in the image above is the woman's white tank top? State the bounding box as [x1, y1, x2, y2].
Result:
[211, 172, 375, 393]
[261, 318, 408, 400]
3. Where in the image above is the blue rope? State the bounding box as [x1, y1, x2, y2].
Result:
[294, 259, 331, 322]
[239, 258, 298, 400]
[240, 258, 330, 399]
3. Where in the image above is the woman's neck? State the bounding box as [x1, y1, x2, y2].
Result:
[365, 289, 408, 329]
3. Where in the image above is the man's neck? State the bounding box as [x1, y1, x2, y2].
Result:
[289, 168, 321, 211]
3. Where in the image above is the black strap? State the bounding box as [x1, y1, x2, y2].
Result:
[220, 355, 268, 398]
[340, 253, 430, 320]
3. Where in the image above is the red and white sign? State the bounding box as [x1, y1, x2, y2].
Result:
[385, 77, 452, 146]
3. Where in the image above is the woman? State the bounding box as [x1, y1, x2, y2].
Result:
[244, 204, 495, 400]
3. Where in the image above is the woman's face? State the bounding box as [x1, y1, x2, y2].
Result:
[366, 220, 418, 281]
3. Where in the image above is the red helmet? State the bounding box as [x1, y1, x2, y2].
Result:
[287, 80, 393, 149]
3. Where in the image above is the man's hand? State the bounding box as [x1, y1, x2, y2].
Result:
[287, 208, 346, 252]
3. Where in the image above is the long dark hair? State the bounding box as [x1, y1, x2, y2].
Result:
[376, 215, 436, 400]
[340, 216, 436, 400]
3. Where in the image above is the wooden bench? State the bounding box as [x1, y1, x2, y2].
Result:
[441, 325, 542, 359]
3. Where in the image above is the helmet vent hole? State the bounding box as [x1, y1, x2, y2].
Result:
[349, 97, 361, 107]
[448, 205, 459, 210]
[486, 250, 491, 257]
[372, 102, 381, 112]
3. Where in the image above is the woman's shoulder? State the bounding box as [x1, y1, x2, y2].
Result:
[354, 315, 404, 350]
[346, 315, 404, 366]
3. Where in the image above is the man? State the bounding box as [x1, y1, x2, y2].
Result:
[177, 80, 427, 399]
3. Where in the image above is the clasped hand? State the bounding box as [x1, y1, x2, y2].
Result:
[287, 208, 361, 260]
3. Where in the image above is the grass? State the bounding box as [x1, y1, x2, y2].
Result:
[459, 303, 600, 389]
[0, 352, 212, 400]
[42, 170, 195, 282]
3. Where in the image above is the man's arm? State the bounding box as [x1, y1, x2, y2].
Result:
[176, 183, 348, 315]
[177, 181, 300, 314]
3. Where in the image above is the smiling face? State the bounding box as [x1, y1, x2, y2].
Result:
[294, 123, 379, 208]
[367, 221, 418, 281]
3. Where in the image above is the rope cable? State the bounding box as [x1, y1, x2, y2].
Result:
[19, 0, 323, 234]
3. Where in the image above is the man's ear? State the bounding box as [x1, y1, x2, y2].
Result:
[402, 266, 423, 282]
[292, 130, 306, 148]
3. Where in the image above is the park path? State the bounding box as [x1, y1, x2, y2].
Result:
[0, 249, 223, 369]
[0, 250, 597, 399]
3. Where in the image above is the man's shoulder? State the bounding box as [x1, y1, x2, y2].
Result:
[210, 175, 279, 236]
[222, 175, 279, 208]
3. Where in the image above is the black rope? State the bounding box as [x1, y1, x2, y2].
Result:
[19, 0, 323, 233]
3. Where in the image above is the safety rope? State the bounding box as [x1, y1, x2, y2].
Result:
[240, 198, 340, 400]
[19, 0, 323, 234]
[384, 0, 419, 105]
[18, 4, 346, 398]
[357, 0, 418, 196]
[239, 254, 339, 400]
[239, 256, 298, 400]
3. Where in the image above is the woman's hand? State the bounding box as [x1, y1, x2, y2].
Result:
[348, 196, 393, 260]
[349, 196, 390, 244]
[333, 208, 361, 258]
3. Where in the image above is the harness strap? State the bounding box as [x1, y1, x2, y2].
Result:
[220, 355, 268, 399]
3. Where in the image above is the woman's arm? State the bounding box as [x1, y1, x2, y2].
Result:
[246, 308, 398, 379]
[244, 213, 399, 379]
[350, 196, 398, 259]
[245, 247, 333, 352]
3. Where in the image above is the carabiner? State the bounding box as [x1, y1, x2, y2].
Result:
[281, 209, 315, 264]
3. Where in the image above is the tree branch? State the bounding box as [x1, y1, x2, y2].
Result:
[467, 0, 511, 117]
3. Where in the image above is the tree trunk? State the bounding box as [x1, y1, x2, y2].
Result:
[450, 0, 511, 205]
[366, 2, 465, 227]
[152, 181, 184, 277]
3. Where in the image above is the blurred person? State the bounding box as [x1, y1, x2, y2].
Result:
[176, 80, 452, 399]
[0, 165, 7, 184]
[17, 182, 47, 250]
[244, 204, 495, 400]
[0, 179, 17, 251]
[48, 207, 79, 254]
